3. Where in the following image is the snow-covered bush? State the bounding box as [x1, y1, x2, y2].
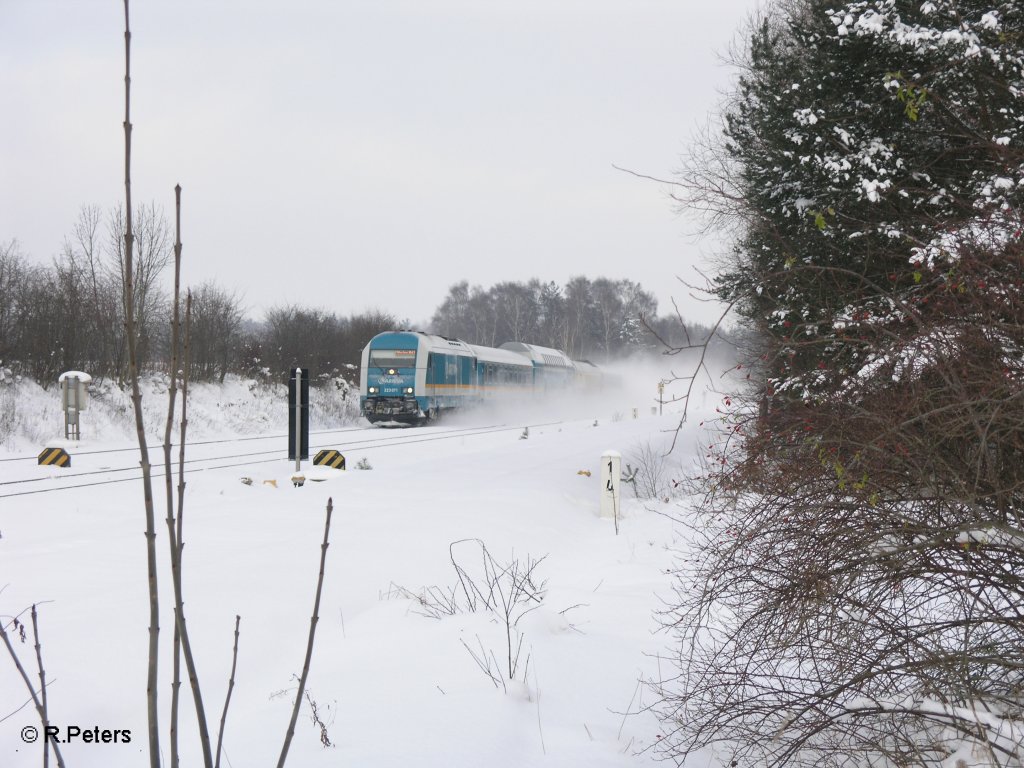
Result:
[309, 376, 360, 426]
[0, 383, 15, 450]
[0, 376, 66, 449]
[660, 0, 1024, 765]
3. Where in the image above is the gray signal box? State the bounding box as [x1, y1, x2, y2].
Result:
[59, 371, 91, 440]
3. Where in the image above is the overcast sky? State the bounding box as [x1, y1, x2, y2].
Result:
[2, 0, 760, 328]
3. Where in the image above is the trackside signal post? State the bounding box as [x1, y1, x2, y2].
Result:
[601, 449, 622, 535]
[289, 368, 309, 471]
[59, 371, 91, 440]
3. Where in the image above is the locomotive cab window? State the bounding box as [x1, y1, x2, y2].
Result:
[369, 349, 416, 371]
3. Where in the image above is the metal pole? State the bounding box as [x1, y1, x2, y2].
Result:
[72, 375, 80, 440]
[63, 378, 69, 440]
[294, 368, 302, 473]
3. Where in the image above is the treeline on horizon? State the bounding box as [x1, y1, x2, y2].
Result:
[0, 207, 723, 388]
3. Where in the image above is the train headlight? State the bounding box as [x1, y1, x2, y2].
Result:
[368, 386, 378, 394]
[405, 387, 414, 394]
[388, 368, 396, 375]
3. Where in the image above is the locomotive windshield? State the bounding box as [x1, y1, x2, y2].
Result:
[369, 349, 416, 370]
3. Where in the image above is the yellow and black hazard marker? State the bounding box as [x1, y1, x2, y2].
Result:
[38, 447, 70, 467]
[313, 449, 346, 470]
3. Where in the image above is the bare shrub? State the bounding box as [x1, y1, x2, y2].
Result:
[0, 605, 66, 768]
[625, 440, 682, 501]
[268, 679, 336, 751]
[389, 539, 548, 689]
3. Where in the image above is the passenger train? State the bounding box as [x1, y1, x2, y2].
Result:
[359, 330, 602, 424]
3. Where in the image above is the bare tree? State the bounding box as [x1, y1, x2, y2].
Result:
[162, 187, 215, 768]
[492, 280, 539, 343]
[187, 280, 245, 382]
[431, 280, 473, 338]
[107, 201, 172, 375]
[563, 276, 593, 358]
[0, 242, 24, 349]
[0, 607, 67, 768]
[17, 265, 64, 384]
[62, 205, 121, 376]
[0, 241, 31, 365]
[535, 279, 566, 351]
[117, 5, 162, 763]
[277, 498, 334, 768]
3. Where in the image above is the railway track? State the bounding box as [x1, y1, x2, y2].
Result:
[0, 421, 559, 499]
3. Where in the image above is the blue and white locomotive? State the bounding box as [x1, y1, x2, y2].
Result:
[359, 330, 597, 424]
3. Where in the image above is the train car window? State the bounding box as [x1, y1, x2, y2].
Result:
[369, 349, 416, 370]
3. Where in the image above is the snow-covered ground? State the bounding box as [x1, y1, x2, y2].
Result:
[0, 362, 723, 768]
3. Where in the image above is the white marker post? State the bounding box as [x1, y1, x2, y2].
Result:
[601, 449, 621, 535]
